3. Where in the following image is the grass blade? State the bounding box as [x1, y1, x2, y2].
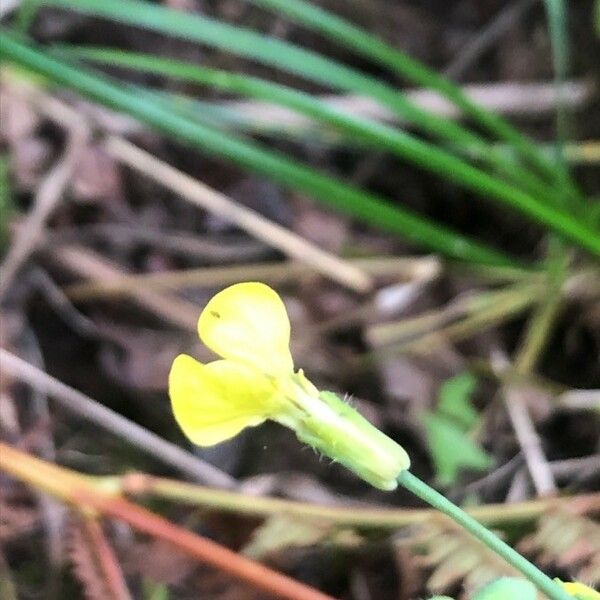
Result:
[61, 46, 571, 209]
[37, 0, 566, 200]
[0, 30, 518, 266]
[246, 0, 577, 195]
[544, 0, 571, 193]
[47, 47, 600, 256]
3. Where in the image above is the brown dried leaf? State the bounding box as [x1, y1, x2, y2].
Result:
[0, 85, 39, 144]
[70, 142, 123, 204]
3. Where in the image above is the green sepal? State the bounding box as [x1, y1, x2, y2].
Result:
[292, 390, 410, 490]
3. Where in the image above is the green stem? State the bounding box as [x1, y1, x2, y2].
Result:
[397, 471, 572, 600]
[544, 0, 570, 188]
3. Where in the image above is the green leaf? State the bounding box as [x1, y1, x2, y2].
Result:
[39, 0, 538, 185]
[423, 372, 490, 485]
[246, 0, 560, 182]
[36, 1, 595, 216]
[423, 412, 492, 486]
[438, 372, 478, 429]
[472, 577, 537, 600]
[248, 0, 592, 210]
[0, 31, 520, 267]
[59, 46, 569, 208]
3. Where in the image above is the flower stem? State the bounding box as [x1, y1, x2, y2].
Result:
[397, 470, 572, 600]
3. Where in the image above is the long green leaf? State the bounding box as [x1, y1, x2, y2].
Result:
[0, 30, 517, 266]
[38, 0, 562, 200]
[51, 47, 600, 256]
[247, 0, 578, 196]
[62, 46, 570, 208]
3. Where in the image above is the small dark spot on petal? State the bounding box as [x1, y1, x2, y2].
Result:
[210, 310, 221, 318]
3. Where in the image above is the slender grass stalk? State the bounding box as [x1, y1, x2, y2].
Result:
[0, 153, 13, 246]
[544, 0, 571, 202]
[0, 30, 520, 267]
[397, 471, 573, 600]
[61, 47, 570, 207]
[514, 257, 566, 373]
[107, 473, 599, 530]
[37, 0, 571, 200]
[247, 0, 580, 200]
[367, 280, 543, 348]
[14, 0, 42, 35]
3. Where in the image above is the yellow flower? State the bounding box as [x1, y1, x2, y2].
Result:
[169, 282, 410, 490]
[557, 580, 600, 599]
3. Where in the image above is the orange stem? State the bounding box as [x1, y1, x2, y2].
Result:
[79, 516, 133, 600]
[0, 442, 334, 600]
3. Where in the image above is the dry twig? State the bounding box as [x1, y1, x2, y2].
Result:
[0, 348, 235, 488]
[64, 256, 438, 301]
[221, 80, 594, 130]
[7, 80, 373, 293]
[103, 136, 374, 293]
[0, 102, 87, 301]
[51, 245, 200, 330]
[112, 473, 600, 530]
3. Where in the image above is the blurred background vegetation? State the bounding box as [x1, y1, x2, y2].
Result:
[0, 1, 599, 599]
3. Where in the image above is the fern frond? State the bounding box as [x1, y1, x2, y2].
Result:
[519, 509, 600, 588]
[396, 520, 520, 598]
[67, 516, 132, 600]
[67, 517, 114, 600]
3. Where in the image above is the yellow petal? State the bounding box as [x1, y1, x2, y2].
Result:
[169, 354, 280, 446]
[198, 282, 293, 373]
[559, 582, 600, 599]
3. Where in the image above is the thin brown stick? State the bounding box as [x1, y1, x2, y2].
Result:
[444, 0, 537, 79]
[556, 389, 600, 411]
[7, 80, 373, 294]
[64, 256, 438, 301]
[0, 106, 87, 300]
[103, 136, 373, 293]
[503, 385, 557, 496]
[91, 492, 335, 600]
[221, 80, 594, 130]
[51, 245, 200, 330]
[498, 268, 564, 497]
[0, 348, 235, 488]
